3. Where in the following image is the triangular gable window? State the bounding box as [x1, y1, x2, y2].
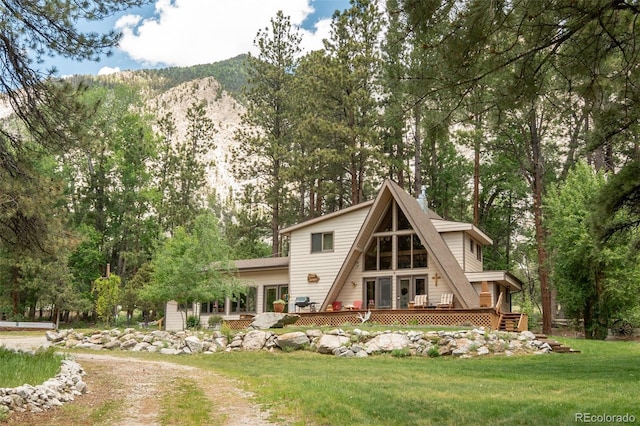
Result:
[364, 201, 427, 271]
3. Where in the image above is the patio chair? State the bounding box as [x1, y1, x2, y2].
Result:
[413, 294, 428, 308]
[352, 300, 363, 310]
[436, 293, 454, 309]
[332, 301, 342, 311]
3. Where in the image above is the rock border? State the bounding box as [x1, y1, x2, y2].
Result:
[0, 350, 86, 416]
[46, 327, 553, 358]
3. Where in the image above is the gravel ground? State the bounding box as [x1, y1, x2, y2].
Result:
[0, 335, 279, 425]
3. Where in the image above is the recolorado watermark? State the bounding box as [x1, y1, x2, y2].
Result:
[575, 413, 636, 423]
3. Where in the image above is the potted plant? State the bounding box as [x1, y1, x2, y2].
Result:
[273, 299, 286, 313]
[207, 315, 223, 330]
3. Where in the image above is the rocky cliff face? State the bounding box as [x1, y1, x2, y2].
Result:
[144, 76, 248, 202]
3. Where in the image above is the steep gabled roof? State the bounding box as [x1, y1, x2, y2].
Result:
[322, 179, 479, 309]
[280, 201, 374, 235]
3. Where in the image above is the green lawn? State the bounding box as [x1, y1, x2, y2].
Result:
[0, 346, 62, 388]
[174, 337, 639, 426]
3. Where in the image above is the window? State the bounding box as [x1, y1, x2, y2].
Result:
[201, 301, 223, 314]
[364, 236, 393, 271]
[412, 235, 428, 268]
[397, 234, 428, 269]
[311, 232, 334, 253]
[476, 245, 482, 261]
[231, 287, 257, 313]
[470, 239, 475, 253]
[363, 201, 428, 271]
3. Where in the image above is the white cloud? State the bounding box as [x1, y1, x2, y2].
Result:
[97, 66, 121, 75]
[115, 0, 331, 67]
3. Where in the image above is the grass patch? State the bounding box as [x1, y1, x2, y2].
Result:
[171, 338, 640, 425]
[158, 377, 212, 426]
[0, 346, 63, 387]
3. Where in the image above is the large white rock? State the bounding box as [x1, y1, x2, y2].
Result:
[276, 332, 310, 351]
[316, 334, 350, 354]
[185, 336, 204, 353]
[249, 313, 300, 329]
[242, 330, 268, 351]
[365, 333, 410, 353]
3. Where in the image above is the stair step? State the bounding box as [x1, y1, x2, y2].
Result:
[535, 336, 580, 353]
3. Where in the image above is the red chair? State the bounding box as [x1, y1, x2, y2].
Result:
[332, 301, 342, 311]
[352, 300, 363, 310]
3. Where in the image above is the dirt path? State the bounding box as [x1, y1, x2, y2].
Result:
[0, 336, 277, 425]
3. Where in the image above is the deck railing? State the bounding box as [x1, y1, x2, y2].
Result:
[224, 308, 500, 330]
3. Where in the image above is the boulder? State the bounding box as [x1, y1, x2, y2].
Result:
[316, 334, 350, 354]
[276, 332, 310, 351]
[365, 333, 410, 353]
[249, 312, 300, 329]
[45, 330, 64, 343]
[242, 330, 268, 351]
[185, 336, 204, 353]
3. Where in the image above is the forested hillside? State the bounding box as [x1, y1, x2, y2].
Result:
[1, 0, 639, 338]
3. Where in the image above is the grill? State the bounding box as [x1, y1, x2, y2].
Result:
[294, 297, 317, 312]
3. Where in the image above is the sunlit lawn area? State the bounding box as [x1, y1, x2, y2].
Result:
[173, 337, 639, 425]
[0, 346, 62, 388]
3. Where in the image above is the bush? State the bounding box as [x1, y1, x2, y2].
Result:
[427, 346, 441, 358]
[208, 315, 223, 328]
[186, 315, 200, 329]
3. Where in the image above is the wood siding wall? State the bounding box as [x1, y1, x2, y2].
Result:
[288, 208, 370, 309]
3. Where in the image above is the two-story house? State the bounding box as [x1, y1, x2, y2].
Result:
[164, 179, 522, 331]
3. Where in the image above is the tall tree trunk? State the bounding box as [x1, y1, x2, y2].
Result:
[413, 103, 422, 197]
[529, 112, 552, 335]
[473, 116, 481, 225]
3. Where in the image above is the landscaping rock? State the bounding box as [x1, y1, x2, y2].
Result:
[276, 332, 309, 351]
[0, 357, 86, 415]
[249, 313, 300, 329]
[47, 326, 557, 362]
[365, 333, 410, 353]
[185, 336, 204, 353]
[242, 330, 268, 351]
[316, 334, 350, 354]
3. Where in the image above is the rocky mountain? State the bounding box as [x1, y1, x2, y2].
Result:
[144, 76, 248, 201]
[94, 56, 251, 203]
[1, 56, 252, 203]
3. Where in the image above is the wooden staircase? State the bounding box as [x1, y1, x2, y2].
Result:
[498, 312, 526, 332]
[497, 312, 580, 353]
[534, 334, 580, 353]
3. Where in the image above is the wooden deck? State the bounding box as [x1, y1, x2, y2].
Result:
[225, 308, 508, 330]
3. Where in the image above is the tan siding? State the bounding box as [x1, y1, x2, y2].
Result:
[238, 269, 289, 314]
[288, 207, 369, 308]
[466, 236, 483, 272]
[165, 301, 195, 331]
[442, 232, 464, 268]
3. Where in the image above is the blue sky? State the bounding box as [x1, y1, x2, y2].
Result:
[48, 0, 351, 77]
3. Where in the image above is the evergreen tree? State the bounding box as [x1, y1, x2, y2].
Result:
[233, 11, 302, 256]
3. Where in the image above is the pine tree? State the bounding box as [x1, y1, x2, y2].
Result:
[233, 11, 302, 256]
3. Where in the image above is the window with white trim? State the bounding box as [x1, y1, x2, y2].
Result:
[311, 232, 334, 253]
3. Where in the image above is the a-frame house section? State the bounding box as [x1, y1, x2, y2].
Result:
[322, 179, 480, 310]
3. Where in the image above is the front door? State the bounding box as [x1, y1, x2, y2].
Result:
[398, 277, 411, 309]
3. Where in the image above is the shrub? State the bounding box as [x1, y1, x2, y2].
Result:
[186, 315, 200, 329]
[427, 346, 441, 358]
[208, 315, 223, 328]
[220, 322, 234, 341]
